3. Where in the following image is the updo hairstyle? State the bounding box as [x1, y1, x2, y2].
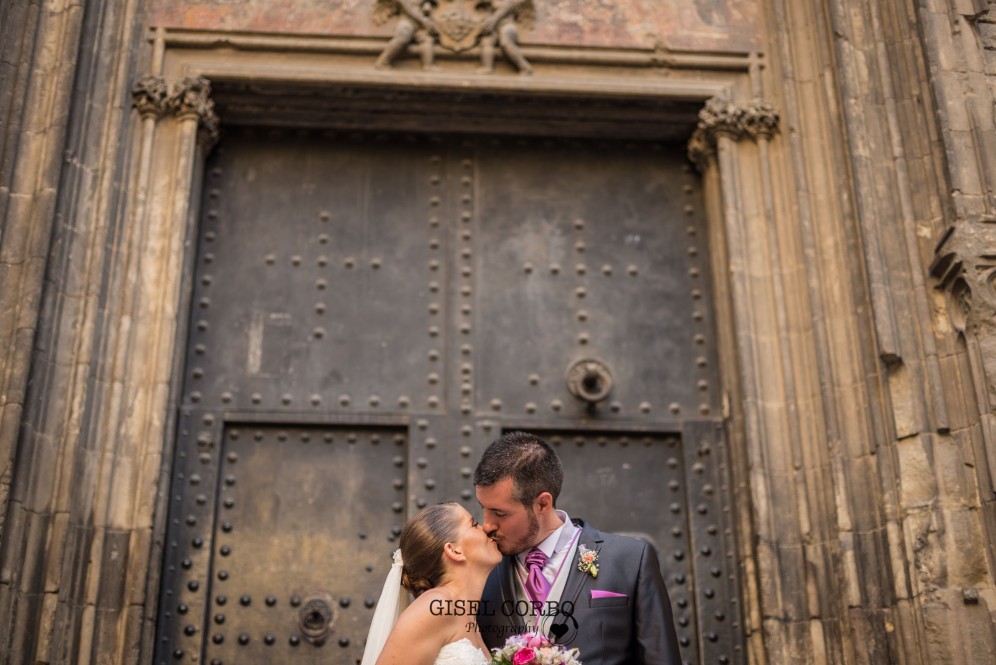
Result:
[399, 502, 462, 598]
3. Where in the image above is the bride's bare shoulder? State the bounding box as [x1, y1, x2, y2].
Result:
[399, 589, 465, 631]
[376, 589, 467, 664]
[375, 594, 448, 664]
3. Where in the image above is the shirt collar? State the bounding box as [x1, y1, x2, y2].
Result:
[518, 509, 574, 563]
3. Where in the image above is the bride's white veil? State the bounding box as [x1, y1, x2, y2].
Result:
[360, 548, 410, 665]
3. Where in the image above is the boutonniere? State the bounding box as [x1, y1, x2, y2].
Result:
[577, 544, 599, 578]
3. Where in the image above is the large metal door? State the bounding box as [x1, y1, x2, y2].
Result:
[155, 129, 744, 665]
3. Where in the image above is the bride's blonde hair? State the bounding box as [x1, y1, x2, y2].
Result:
[399, 502, 461, 598]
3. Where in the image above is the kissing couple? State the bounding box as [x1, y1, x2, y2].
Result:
[360, 431, 682, 665]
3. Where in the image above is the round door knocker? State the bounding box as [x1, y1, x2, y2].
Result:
[565, 359, 614, 404]
[298, 592, 336, 642]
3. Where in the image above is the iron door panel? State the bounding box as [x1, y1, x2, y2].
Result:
[681, 420, 742, 665]
[203, 424, 405, 663]
[158, 422, 406, 663]
[532, 424, 742, 665]
[473, 140, 718, 421]
[550, 430, 700, 663]
[186, 132, 443, 414]
[156, 407, 226, 664]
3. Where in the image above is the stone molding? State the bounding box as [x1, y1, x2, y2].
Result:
[132, 75, 219, 147]
[687, 96, 780, 170]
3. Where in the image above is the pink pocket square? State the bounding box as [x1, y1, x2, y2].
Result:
[590, 590, 627, 599]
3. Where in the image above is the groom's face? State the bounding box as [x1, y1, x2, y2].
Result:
[476, 477, 540, 556]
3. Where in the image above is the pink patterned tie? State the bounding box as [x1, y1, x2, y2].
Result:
[524, 547, 551, 602]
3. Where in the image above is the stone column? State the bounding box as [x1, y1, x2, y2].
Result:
[0, 0, 85, 548]
[70, 74, 217, 663]
[932, 215, 996, 525]
[0, 1, 149, 662]
[0, 62, 216, 661]
[691, 95, 862, 665]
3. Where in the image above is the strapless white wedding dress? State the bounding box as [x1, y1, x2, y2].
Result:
[434, 637, 490, 665]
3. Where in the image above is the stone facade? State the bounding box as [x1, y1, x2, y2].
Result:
[0, 0, 994, 663]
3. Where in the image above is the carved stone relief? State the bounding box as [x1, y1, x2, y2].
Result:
[372, 0, 534, 73]
[132, 75, 220, 147]
[967, 7, 996, 74]
[687, 96, 779, 169]
[932, 216, 996, 404]
[132, 76, 171, 118]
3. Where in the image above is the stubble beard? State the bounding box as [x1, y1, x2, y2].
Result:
[498, 508, 540, 556]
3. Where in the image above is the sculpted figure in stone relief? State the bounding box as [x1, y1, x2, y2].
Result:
[374, 0, 440, 69]
[477, 0, 534, 74]
[373, 0, 534, 74]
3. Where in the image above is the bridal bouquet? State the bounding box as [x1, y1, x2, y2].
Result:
[490, 633, 582, 665]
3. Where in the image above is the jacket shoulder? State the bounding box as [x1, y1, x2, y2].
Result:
[578, 521, 657, 559]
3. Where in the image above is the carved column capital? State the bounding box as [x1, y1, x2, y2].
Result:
[131, 75, 219, 147]
[687, 96, 780, 171]
[742, 99, 780, 140]
[168, 76, 220, 148]
[132, 76, 171, 119]
[166, 76, 212, 119]
[697, 96, 748, 140]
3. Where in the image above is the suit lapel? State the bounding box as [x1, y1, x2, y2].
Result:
[498, 554, 527, 629]
[560, 521, 603, 610]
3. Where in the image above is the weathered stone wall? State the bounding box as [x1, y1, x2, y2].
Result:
[756, 0, 996, 662]
[0, 0, 153, 661]
[0, 1, 91, 657]
[920, 0, 996, 658]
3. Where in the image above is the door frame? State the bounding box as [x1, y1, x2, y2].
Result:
[124, 28, 778, 662]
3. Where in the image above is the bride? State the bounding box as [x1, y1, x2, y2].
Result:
[361, 502, 502, 665]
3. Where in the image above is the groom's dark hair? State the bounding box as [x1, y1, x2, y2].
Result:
[473, 431, 563, 506]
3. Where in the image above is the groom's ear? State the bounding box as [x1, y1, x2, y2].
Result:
[535, 492, 554, 513]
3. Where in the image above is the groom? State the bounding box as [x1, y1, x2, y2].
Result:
[474, 431, 682, 665]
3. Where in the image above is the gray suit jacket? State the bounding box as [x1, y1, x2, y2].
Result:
[477, 519, 682, 665]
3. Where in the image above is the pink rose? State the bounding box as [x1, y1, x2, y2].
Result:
[526, 634, 550, 648]
[512, 647, 537, 664]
